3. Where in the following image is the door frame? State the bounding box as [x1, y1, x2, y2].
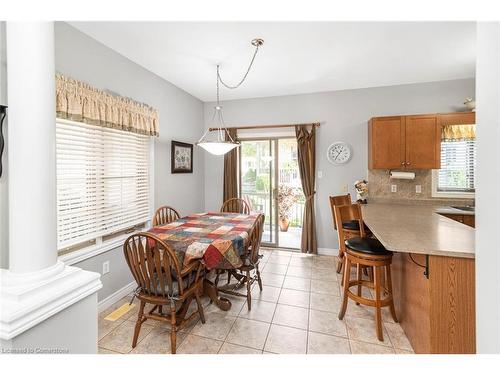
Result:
[238, 136, 299, 250]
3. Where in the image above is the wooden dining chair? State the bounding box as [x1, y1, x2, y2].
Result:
[152, 206, 180, 227]
[123, 232, 205, 354]
[220, 198, 251, 215]
[216, 214, 265, 310]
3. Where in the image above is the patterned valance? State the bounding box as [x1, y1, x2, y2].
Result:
[441, 124, 475, 141]
[56, 74, 159, 136]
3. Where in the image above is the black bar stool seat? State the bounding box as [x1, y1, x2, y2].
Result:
[342, 220, 364, 231]
[345, 237, 391, 256]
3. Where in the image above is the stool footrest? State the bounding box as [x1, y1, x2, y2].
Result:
[346, 289, 394, 308]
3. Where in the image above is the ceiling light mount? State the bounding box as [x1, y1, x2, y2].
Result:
[251, 38, 264, 47]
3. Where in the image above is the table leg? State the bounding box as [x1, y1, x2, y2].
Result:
[203, 278, 232, 311]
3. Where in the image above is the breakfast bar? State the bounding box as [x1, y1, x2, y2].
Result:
[361, 203, 476, 354]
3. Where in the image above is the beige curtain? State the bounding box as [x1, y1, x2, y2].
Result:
[56, 74, 159, 136]
[441, 124, 476, 141]
[223, 128, 239, 203]
[296, 125, 317, 254]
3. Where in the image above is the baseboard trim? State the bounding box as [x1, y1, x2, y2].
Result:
[98, 281, 137, 313]
[318, 247, 338, 256]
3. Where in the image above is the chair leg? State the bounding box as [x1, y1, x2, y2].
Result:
[170, 304, 177, 354]
[338, 258, 351, 320]
[132, 301, 145, 348]
[373, 266, 384, 341]
[227, 271, 232, 285]
[195, 291, 206, 324]
[385, 265, 398, 323]
[214, 270, 220, 287]
[336, 251, 344, 274]
[256, 266, 263, 292]
[246, 271, 252, 311]
[356, 263, 362, 305]
[158, 305, 163, 315]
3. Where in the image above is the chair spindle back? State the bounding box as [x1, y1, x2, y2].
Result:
[249, 214, 265, 264]
[220, 198, 251, 215]
[123, 232, 184, 298]
[152, 206, 181, 227]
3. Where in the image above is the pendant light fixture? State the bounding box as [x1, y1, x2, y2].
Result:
[197, 38, 264, 155]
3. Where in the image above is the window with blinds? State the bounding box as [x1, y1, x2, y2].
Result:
[437, 139, 476, 193]
[56, 119, 151, 253]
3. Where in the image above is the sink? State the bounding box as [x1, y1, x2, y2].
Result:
[451, 205, 475, 212]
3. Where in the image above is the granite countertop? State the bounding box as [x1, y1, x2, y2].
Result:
[434, 206, 475, 216]
[361, 203, 475, 259]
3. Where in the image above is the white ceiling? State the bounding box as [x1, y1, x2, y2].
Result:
[69, 22, 476, 102]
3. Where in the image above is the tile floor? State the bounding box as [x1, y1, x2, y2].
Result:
[98, 248, 415, 354]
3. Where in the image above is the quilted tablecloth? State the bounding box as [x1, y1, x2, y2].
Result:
[147, 212, 260, 270]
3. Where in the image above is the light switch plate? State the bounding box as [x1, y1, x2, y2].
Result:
[318, 170, 323, 179]
[416, 185, 422, 194]
[391, 184, 397, 193]
[102, 261, 110, 275]
[342, 184, 349, 193]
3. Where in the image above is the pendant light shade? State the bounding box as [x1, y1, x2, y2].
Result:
[196, 105, 240, 156]
[197, 141, 239, 155]
[196, 38, 263, 156]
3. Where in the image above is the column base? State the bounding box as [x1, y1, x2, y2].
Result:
[0, 261, 102, 344]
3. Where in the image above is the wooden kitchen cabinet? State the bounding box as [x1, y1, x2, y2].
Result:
[392, 252, 476, 354]
[405, 115, 441, 169]
[369, 114, 440, 169]
[441, 213, 475, 228]
[368, 116, 405, 169]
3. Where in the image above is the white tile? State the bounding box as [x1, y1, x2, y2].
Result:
[272, 304, 309, 329]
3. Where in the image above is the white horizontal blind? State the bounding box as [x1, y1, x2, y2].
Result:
[438, 139, 476, 192]
[56, 119, 150, 251]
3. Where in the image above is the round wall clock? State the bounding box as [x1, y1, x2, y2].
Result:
[327, 142, 352, 165]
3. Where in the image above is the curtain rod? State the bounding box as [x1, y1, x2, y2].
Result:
[208, 122, 320, 132]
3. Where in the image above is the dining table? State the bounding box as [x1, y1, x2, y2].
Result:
[147, 211, 261, 311]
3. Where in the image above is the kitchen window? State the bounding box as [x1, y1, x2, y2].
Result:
[56, 118, 152, 259]
[432, 124, 476, 198]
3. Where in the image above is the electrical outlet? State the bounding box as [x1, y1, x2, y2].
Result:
[415, 185, 422, 194]
[102, 261, 110, 275]
[342, 184, 349, 193]
[391, 184, 397, 193]
[318, 170, 323, 179]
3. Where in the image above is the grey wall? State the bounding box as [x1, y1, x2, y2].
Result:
[204, 78, 476, 251]
[55, 22, 205, 301]
[0, 21, 8, 269]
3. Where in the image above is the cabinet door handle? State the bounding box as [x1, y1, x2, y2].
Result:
[401, 161, 405, 166]
[406, 161, 411, 166]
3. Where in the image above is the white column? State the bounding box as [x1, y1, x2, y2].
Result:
[7, 22, 57, 273]
[476, 21, 500, 354]
[0, 22, 101, 351]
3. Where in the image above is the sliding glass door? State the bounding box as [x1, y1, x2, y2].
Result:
[240, 139, 277, 245]
[240, 138, 304, 249]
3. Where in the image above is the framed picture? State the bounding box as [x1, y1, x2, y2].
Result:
[171, 141, 193, 173]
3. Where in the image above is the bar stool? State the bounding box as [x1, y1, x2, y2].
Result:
[338, 236, 398, 341]
[330, 201, 371, 276]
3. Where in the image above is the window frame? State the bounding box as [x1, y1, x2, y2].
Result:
[431, 138, 475, 199]
[56, 118, 155, 266]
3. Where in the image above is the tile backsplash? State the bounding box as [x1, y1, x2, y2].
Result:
[367, 169, 474, 204]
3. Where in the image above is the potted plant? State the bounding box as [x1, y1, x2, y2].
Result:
[278, 185, 298, 232]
